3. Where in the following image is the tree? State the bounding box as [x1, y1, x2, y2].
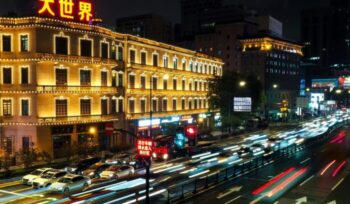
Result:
[208, 71, 263, 129]
[40, 151, 53, 165]
[16, 143, 38, 169]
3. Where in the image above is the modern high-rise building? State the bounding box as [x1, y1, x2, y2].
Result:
[0, 17, 223, 158]
[239, 35, 303, 116]
[116, 13, 173, 43]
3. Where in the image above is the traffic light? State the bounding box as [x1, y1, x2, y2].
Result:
[175, 128, 186, 149]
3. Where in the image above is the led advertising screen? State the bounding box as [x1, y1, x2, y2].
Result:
[234, 97, 252, 112]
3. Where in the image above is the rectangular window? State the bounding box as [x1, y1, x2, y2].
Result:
[21, 99, 29, 116]
[182, 80, 185, 90]
[194, 100, 198, 109]
[101, 99, 108, 115]
[182, 61, 186, 70]
[163, 57, 168, 68]
[162, 100, 167, 112]
[56, 99, 67, 116]
[152, 99, 157, 112]
[173, 79, 177, 90]
[152, 77, 157, 90]
[22, 137, 30, 151]
[80, 70, 91, 86]
[195, 81, 198, 91]
[80, 99, 91, 115]
[3, 67, 12, 84]
[163, 79, 168, 90]
[173, 99, 177, 111]
[101, 42, 109, 58]
[55, 36, 68, 55]
[129, 100, 135, 113]
[153, 54, 158, 66]
[182, 99, 185, 110]
[141, 76, 146, 89]
[199, 99, 202, 108]
[80, 39, 92, 57]
[101, 71, 107, 86]
[111, 99, 116, 114]
[129, 75, 135, 89]
[2, 99, 12, 116]
[141, 52, 146, 65]
[129, 50, 136, 63]
[2, 35, 11, 52]
[188, 100, 192, 109]
[21, 67, 29, 84]
[4, 137, 13, 154]
[55, 69, 67, 85]
[174, 59, 178, 69]
[118, 99, 123, 113]
[117, 47, 123, 60]
[118, 73, 123, 87]
[141, 99, 146, 113]
[20, 34, 29, 52]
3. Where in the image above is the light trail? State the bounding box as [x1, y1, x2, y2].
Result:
[189, 170, 210, 178]
[320, 160, 336, 176]
[332, 161, 346, 177]
[266, 168, 307, 197]
[252, 167, 295, 195]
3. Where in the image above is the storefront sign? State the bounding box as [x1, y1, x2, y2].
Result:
[138, 119, 161, 127]
[38, 0, 94, 23]
[234, 97, 252, 112]
[136, 138, 153, 158]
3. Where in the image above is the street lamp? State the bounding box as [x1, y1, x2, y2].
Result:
[239, 81, 246, 87]
[273, 84, 278, 89]
[89, 127, 96, 134]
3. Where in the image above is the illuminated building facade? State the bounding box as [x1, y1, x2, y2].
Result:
[239, 35, 303, 117]
[0, 17, 223, 158]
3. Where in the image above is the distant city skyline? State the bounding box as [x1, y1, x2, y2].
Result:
[0, 0, 329, 40]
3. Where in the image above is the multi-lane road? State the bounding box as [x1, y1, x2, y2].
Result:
[0, 113, 349, 204]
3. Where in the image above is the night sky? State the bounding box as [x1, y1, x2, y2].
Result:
[1, 0, 330, 41]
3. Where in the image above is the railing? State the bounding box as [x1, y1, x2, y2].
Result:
[127, 88, 208, 96]
[37, 86, 119, 94]
[127, 109, 210, 120]
[38, 114, 119, 125]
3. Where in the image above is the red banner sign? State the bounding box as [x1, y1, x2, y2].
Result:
[137, 138, 153, 158]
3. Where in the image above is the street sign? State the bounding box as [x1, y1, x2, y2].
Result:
[136, 138, 153, 158]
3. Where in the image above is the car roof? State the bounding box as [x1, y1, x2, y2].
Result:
[38, 168, 53, 171]
[46, 169, 66, 174]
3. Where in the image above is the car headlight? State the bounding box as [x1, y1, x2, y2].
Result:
[89, 172, 95, 176]
[109, 173, 115, 178]
[152, 153, 157, 158]
[162, 154, 169, 160]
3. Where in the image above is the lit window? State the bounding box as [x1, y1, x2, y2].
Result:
[21, 99, 29, 116]
[20, 34, 29, 52]
[2, 99, 12, 116]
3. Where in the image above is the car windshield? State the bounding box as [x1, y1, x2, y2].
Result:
[58, 177, 72, 183]
[30, 170, 44, 175]
[41, 172, 55, 179]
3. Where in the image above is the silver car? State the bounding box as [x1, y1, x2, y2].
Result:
[49, 174, 91, 194]
[32, 169, 67, 188]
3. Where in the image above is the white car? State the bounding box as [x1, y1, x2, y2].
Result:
[32, 169, 67, 188]
[22, 168, 52, 185]
[49, 174, 91, 194]
[100, 165, 135, 179]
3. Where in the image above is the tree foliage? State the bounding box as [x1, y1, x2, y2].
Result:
[208, 71, 263, 128]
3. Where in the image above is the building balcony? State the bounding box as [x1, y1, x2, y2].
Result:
[127, 108, 209, 120]
[37, 86, 119, 94]
[38, 114, 119, 126]
[0, 52, 120, 66]
[127, 88, 208, 97]
[0, 114, 119, 126]
[127, 63, 215, 78]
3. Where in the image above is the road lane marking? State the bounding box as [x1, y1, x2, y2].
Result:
[217, 186, 242, 199]
[300, 158, 311, 164]
[299, 175, 314, 186]
[225, 196, 241, 204]
[250, 195, 264, 204]
[331, 178, 344, 191]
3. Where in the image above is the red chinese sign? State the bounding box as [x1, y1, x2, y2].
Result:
[38, 0, 94, 23]
[137, 138, 153, 158]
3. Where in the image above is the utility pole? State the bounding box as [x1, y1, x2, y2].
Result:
[145, 74, 153, 204]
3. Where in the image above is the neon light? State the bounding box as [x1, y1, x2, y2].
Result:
[252, 167, 295, 195]
[332, 161, 346, 177]
[320, 160, 336, 176]
[78, 1, 93, 21]
[38, 0, 56, 16]
[266, 168, 307, 197]
[59, 0, 74, 19]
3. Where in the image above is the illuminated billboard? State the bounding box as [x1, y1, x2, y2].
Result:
[338, 76, 350, 89]
[234, 97, 252, 112]
[311, 78, 338, 89]
[37, 0, 94, 23]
